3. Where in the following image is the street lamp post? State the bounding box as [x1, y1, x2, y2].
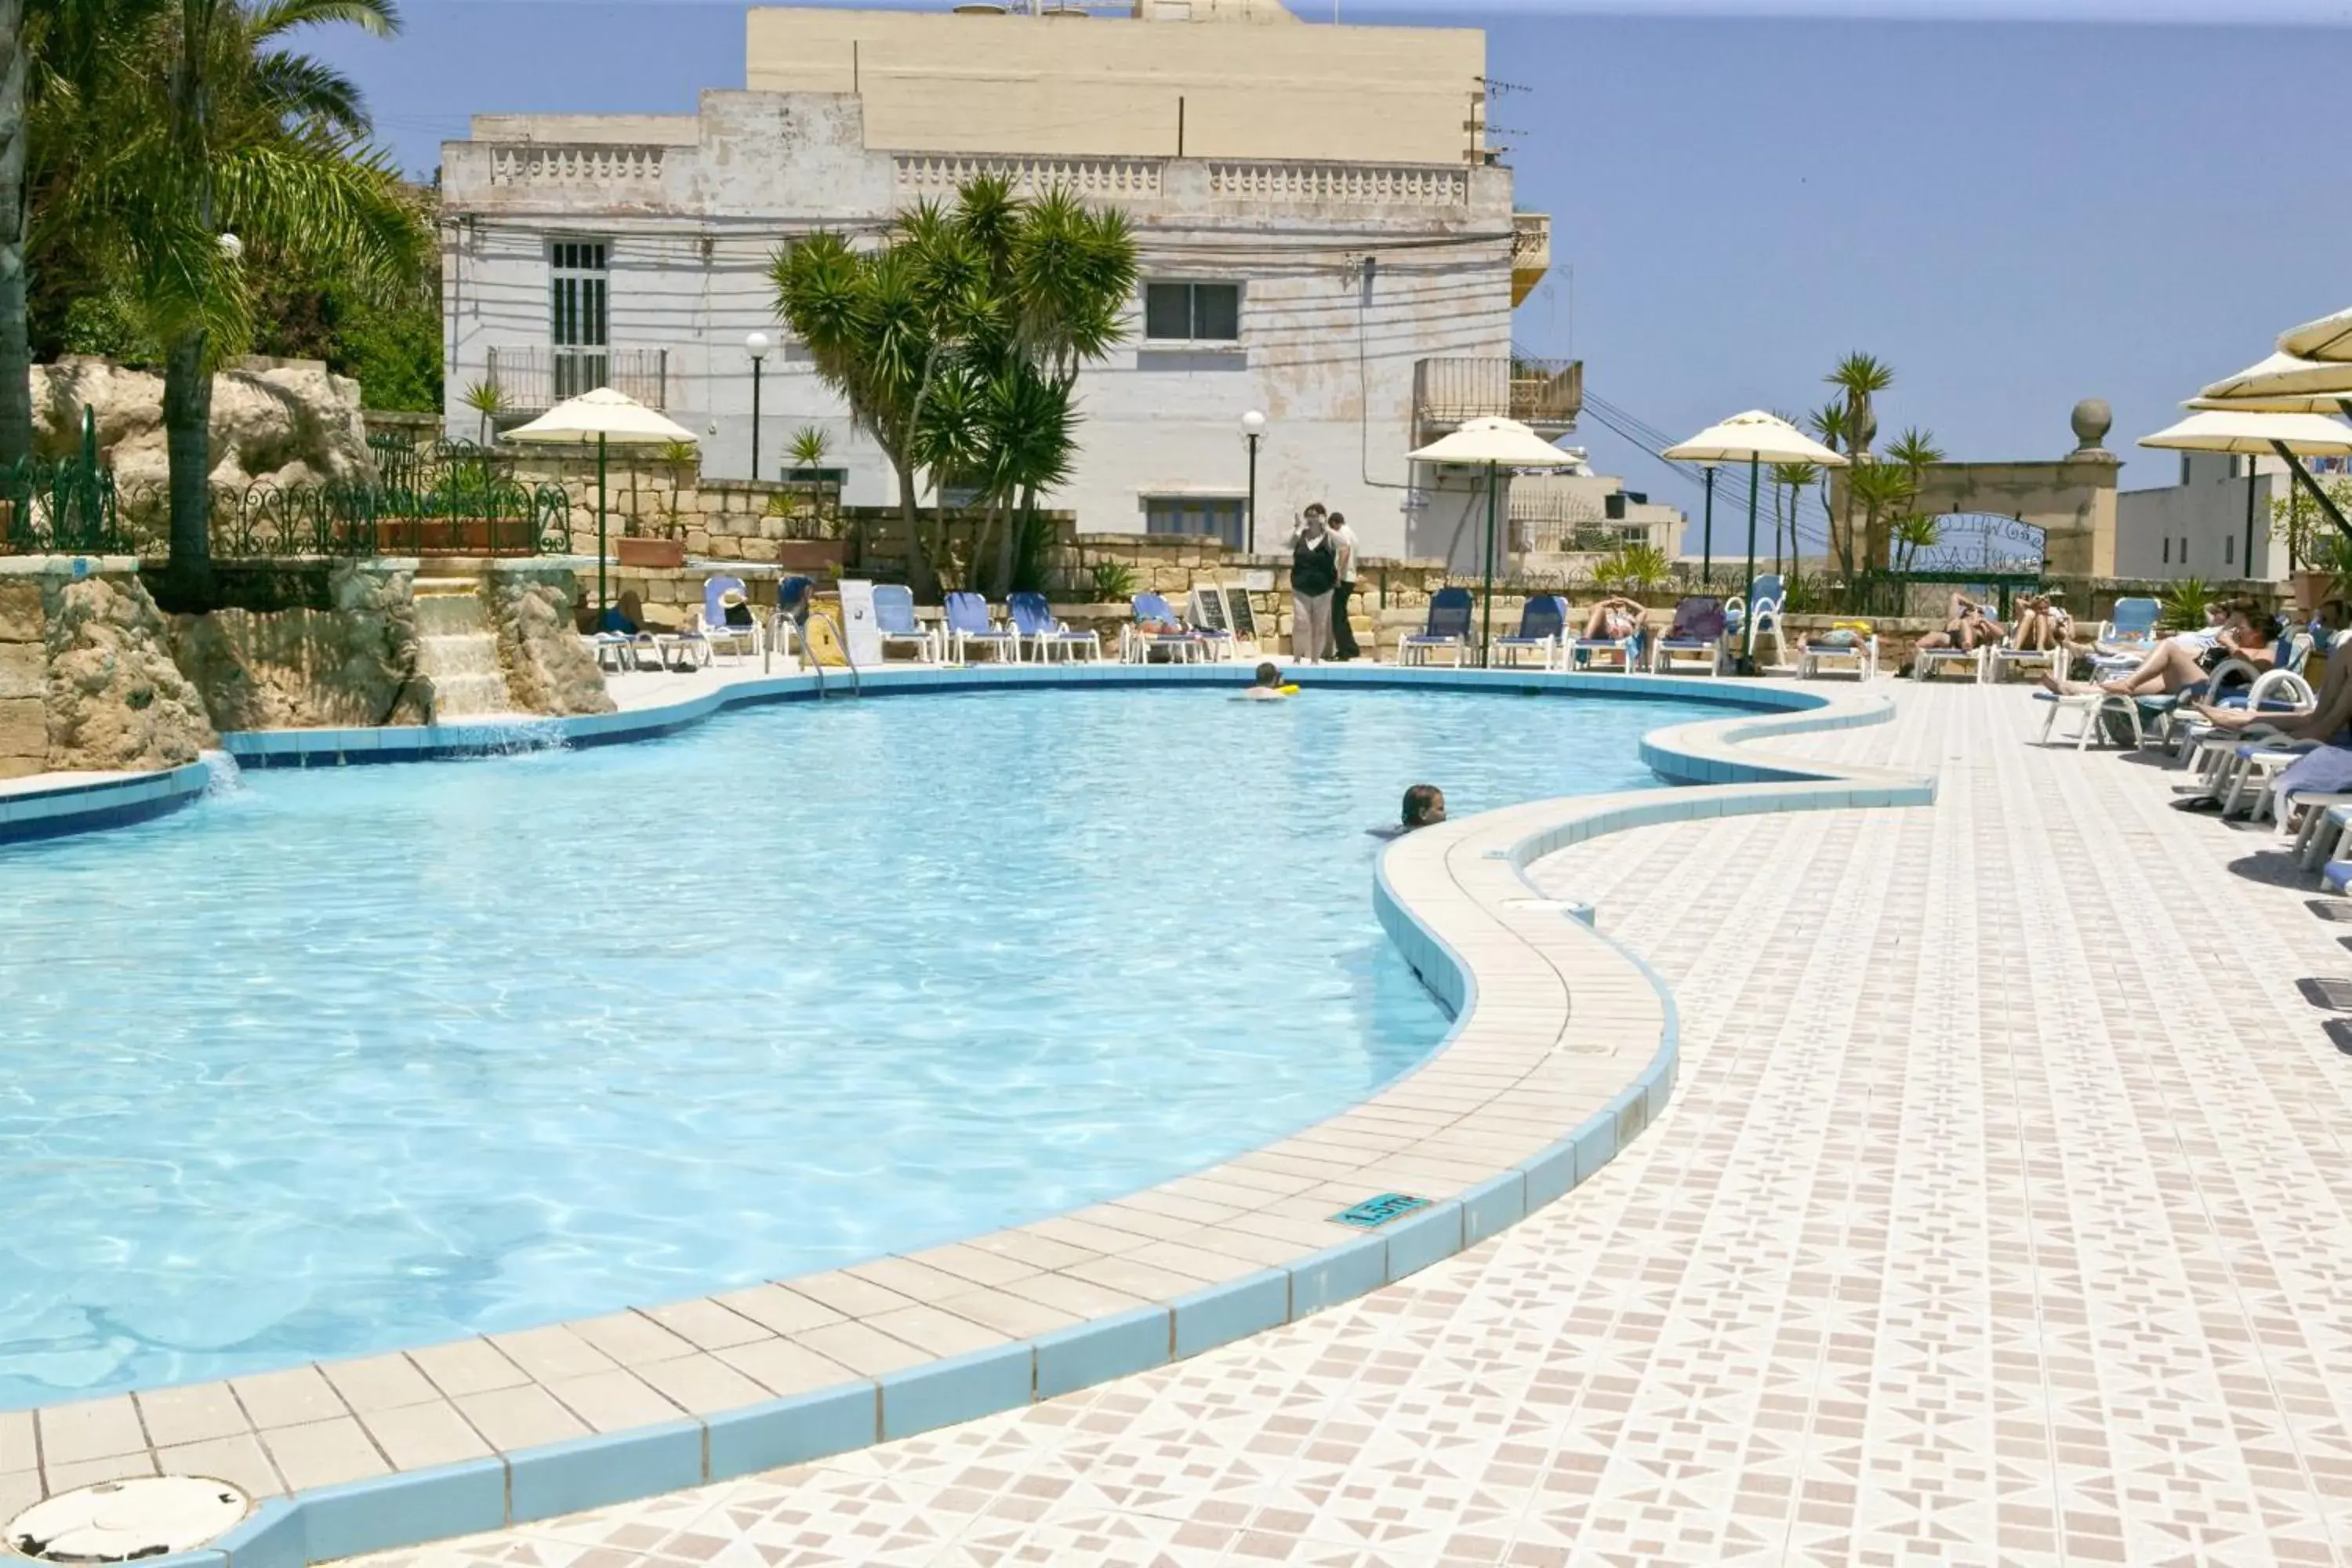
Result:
[745, 331, 772, 480]
[1241, 409, 1266, 553]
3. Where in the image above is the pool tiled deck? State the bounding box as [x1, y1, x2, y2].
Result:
[2, 662, 1912, 1566]
[311, 680, 2352, 1567]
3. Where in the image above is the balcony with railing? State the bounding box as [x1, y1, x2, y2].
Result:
[483, 347, 670, 414]
[1511, 212, 1551, 307]
[1412, 356, 1582, 437]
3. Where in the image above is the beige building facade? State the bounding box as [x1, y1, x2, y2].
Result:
[437, 1, 1562, 563]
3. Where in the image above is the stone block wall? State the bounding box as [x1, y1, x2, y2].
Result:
[0, 564, 218, 780]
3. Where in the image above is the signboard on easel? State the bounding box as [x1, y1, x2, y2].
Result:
[835, 579, 883, 668]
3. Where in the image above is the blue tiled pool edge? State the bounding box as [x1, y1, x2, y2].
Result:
[8, 672, 1936, 1568]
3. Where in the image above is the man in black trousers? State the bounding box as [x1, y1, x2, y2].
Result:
[1327, 512, 1361, 660]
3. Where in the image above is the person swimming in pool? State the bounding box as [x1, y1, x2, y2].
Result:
[1367, 783, 1447, 840]
[1237, 661, 1296, 701]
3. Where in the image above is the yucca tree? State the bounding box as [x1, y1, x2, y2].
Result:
[34, 0, 423, 606]
[1846, 462, 1917, 576]
[772, 176, 1134, 599]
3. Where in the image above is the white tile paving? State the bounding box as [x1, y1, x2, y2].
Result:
[338, 683, 2352, 1566]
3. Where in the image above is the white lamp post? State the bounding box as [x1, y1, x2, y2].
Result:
[745, 331, 773, 479]
[1240, 409, 1267, 553]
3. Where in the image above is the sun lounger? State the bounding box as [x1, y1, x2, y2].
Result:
[697, 575, 759, 664]
[1493, 595, 1568, 670]
[944, 591, 1018, 662]
[1729, 574, 1788, 666]
[1123, 593, 1203, 663]
[1797, 621, 1877, 681]
[1008, 592, 1102, 662]
[1398, 586, 1475, 667]
[872, 584, 938, 663]
[1649, 597, 1727, 677]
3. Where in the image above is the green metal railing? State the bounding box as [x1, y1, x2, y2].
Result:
[2, 424, 575, 561]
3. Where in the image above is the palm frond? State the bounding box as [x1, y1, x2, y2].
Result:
[245, 0, 397, 43]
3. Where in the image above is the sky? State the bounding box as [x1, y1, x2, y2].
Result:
[318, 0, 2352, 540]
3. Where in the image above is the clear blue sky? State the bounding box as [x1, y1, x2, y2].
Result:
[321, 1, 2352, 543]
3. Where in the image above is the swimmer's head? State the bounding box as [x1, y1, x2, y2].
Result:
[1402, 783, 1446, 829]
[1253, 662, 1281, 687]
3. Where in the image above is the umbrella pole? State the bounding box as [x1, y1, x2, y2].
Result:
[1482, 460, 1497, 667]
[1741, 453, 1759, 667]
[2244, 456, 2259, 584]
[1700, 466, 1715, 590]
[597, 433, 609, 625]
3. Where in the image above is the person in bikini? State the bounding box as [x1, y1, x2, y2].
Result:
[1581, 596, 1645, 641]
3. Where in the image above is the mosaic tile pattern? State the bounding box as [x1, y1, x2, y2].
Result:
[337, 684, 2352, 1566]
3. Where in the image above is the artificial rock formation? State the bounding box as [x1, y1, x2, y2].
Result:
[0, 572, 217, 779]
[487, 569, 615, 717]
[32, 355, 376, 495]
[170, 564, 430, 731]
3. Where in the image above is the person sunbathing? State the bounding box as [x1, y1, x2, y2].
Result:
[2009, 593, 2067, 652]
[2040, 606, 2271, 698]
[2190, 635, 2347, 739]
[1915, 593, 2000, 656]
[1581, 596, 1644, 641]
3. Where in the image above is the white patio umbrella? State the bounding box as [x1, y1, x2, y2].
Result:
[2140, 408, 2352, 565]
[2194, 350, 2352, 408]
[1406, 416, 1580, 663]
[1662, 411, 1847, 656]
[505, 387, 699, 624]
[2279, 306, 2352, 364]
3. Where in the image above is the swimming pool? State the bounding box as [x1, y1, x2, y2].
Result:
[0, 684, 1715, 1407]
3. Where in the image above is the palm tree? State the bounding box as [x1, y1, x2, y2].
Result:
[1769, 460, 1817, 578]
[1823, 354, 1893, 572]
[1846, 463, 1916, 575]
[1806, 401, 1857, 575]
[0, 0, 29, 468]
[38, 0, 421, 607]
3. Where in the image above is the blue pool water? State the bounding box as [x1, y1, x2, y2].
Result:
[0, 684, 1712, 1406]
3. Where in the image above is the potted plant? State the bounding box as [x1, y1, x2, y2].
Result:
[615, 441, 695, 568]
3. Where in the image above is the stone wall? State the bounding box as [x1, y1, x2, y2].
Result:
[485, 566, 615, 716]
[171, 564, 430, 731]
[0, 565, 217, 779]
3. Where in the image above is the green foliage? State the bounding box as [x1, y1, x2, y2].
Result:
[2158, 576, 2212, 633]
[1087, 559, 1136, 603]
[1592, 542, 1670, 590]
[770, 173, 1138, 596]
[460, 379, 506, 445]
[1889, 512, 1941, 572]
[788, 424, 831, 468]
[1780, 571, 1832, 615]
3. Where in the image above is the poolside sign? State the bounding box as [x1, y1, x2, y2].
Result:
[836, 579, 883, 667]
[1332, 1192, 1430, 1229]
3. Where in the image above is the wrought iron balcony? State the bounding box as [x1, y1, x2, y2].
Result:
[483, 347, 670, 414]
[1413, 356, 1582, 437]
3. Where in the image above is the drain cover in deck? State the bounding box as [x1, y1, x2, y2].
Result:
[8, 1478, 249, 1562]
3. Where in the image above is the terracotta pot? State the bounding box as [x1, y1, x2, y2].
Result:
[2295, 569, 2335, 615]
[616, 536, 684, 568]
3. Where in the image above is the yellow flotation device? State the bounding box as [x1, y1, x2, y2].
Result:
[804, 604, 851, 667]
[1279, 683, 1301, 695]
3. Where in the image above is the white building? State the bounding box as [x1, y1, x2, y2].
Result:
[2114, 452, 2282, 582]
[436, 0, 1565, 563]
